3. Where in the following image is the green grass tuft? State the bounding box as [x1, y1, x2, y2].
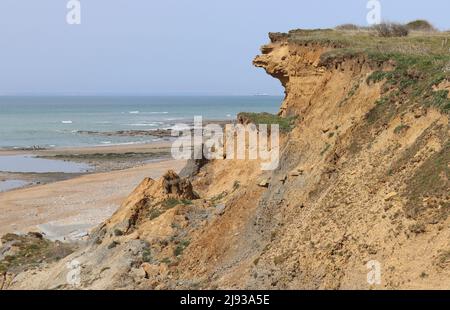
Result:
[394, 124, 410, 134]
[174, 240, 190, 257]
[238, 112, 297, 132]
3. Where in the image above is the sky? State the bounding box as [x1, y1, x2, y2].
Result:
[0, 0, 449, 96]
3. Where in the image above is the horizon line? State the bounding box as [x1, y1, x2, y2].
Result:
[0, 93, 284, 97]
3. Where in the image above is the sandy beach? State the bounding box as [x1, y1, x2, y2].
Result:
[0, 142, 185, 240]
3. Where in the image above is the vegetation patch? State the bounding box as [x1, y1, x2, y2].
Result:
[232, 181, 240, 191]
[405, 142, 450, 220]
[180, 199, 193, 205]
[339, 82, 361, 106]
[147, 198, 192, 220]
[161, 257, 171, 264]
[367, 52, 450, 114]
[0, 233, 75, 274]
[334, 20, 436, 34]
[142, 246, 152, 263]
[335, 24, 360, 31]
[364, 96, 395, 124]
[320, 143, 331, 156]
[273, 252, 290, 265]
[437, 250, 450, 268]
[409, 222, 426, 234]
[394, 124, 410, 135]
[406, 20, 437, 32]
[162, 198, 182, 209]
[237, 112, 297, 132]
[162, 198, 192, 209]
[108, 241, 120, 249]
[113, 229, 124, 236]
[148, 209, 163, 220]
[210, 191, 227, 203]
[174, 240, 190, 257]
[372, 23, 409, 38]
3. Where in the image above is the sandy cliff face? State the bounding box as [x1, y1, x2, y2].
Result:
[3, 33, 449, 290]
[245, 37, 450, 289]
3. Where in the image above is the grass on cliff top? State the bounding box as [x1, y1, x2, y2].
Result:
[282, 28, 450, 114]
[285, 28, 450, 56]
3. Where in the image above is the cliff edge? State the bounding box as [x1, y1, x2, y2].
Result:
[2, 28, 449, 290]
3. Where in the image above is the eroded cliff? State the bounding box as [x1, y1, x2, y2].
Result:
[2, 29, 450, 290]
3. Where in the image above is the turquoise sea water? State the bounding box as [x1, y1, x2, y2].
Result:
[0, 96, 281, 149]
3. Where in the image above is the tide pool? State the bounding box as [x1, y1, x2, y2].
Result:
[0, 155, 91, 173]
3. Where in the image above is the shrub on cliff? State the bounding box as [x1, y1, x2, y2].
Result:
[372, 22, 409, 37]
[335, 24, 360, 31]
[406, 20, 437, 32]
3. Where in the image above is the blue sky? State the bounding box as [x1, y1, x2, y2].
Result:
[0, 0, 449, 95]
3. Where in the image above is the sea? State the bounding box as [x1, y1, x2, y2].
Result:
[0, 96, 282, 149]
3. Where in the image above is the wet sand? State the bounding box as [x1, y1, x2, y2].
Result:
[0, 158, 186, 240]
[0, 180, 31, 193]
[0, 141, 174, 192]
[0, 154, 91, 173]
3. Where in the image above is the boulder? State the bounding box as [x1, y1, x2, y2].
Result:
[215, 204, 226, 216]
[179, 146, 209, 178]
[162, 170, 199, 200]
[258, 179, 270, 188]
